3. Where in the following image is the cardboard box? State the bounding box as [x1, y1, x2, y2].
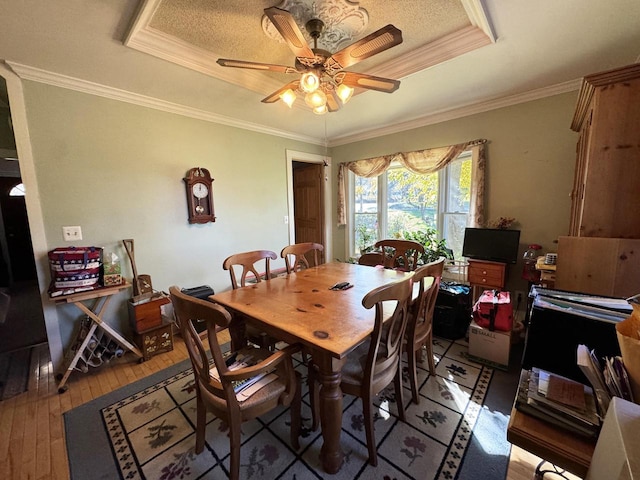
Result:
[468, 320, 511, 369]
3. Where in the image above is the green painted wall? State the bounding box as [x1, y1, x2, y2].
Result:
[16, 80, 582, 360]
[330, 92, 580, 297]
[22, 81, 323, 348]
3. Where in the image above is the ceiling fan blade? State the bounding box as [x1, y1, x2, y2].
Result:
[324, 25, 403, 73]
[217, 58, 298, 74]
[264, 7, 315, 60]
[326, 91, 341, 112]
[335, 71, 401, 93]
[262, 81, 300, 104]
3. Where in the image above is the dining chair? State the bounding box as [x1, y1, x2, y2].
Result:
[374, 238, 425, 271]
[280, 242, 324, 273]
[405, 257, 445, 404]
[309, 273, 414, 466]
[357, 251, 385, 267]
[169, 286, 301, 480]
[223, 250, 278, 350]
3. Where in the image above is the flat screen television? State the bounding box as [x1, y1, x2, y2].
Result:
[462, 227, 521, 264]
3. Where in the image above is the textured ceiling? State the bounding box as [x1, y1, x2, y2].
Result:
[0, 1, 639, 145]
[148, 0, 471, 69]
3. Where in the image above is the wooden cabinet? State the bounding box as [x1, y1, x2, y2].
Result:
[569, 63, 640, 238]
[134, 323, 174, 361]
[467, 259, 507, 301]
[556, 236, 640, 298]
[468, 259, 506, 289]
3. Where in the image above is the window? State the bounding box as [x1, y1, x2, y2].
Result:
[351, 152, 472, 258]
[9, 183, 25, 197]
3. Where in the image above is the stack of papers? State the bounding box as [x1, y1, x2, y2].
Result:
[577, 344, 634, 412]
[209, 352, 278, 402]
[515, 368, 601, 438]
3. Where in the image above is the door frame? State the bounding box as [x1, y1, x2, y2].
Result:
[285, 150, 332, 263]
[0, 64, 63, 369]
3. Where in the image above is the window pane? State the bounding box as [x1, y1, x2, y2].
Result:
[354, 176, 378, 252]
[386, 168, 437, 237]
[446, 158, 471, 213]
[443, 156, 471, 257]
[442, 213, 467, 259]
[9, 183, 25, 197]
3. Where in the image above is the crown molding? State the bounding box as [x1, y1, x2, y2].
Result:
[461, 0, 496, 42]
[329, 79, 582, 146]
[374, 25, 492, 80]
[6, 62, 324, 145]
[6, 61, 581, 149]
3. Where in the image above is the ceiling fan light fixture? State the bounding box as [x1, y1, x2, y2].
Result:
[300, 71, 320, 93]
[313, 105, 328, 115]
[336, 84, 354, 104]
[280, 88, 297, 107]
[305, 89, 327, 108]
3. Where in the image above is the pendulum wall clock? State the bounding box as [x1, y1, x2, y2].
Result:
[183, 167, 216, 224]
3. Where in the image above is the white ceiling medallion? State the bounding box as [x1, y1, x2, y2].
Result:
[262, 0, 369, 52]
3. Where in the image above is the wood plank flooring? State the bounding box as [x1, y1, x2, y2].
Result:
[0, 333, 577, 480]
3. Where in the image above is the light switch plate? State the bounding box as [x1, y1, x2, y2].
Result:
[62, 226, 82, 241]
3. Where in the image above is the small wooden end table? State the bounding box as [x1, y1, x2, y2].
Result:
[507, 406, 596, 478]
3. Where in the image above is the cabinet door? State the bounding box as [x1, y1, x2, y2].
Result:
[578, 77, 640, 237]
[569, 112, 592, 236]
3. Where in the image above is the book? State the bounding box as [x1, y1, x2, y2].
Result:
[514, 369, 599, 438]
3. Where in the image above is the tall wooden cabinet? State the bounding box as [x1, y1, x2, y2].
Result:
[569, 63, 640, 238]
[557, 63, 640, 297]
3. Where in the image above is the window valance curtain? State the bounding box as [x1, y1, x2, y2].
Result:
[337, 139, 487, 227]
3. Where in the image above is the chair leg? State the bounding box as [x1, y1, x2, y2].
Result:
[426, 331, 436, 375]
[228, 418, 242, 480]
[407, 347, 420, 405]
[394, 367, 406, 422]
[290, 372, 302, 450]
[362, 397, 377, 466]
[308, 362, 320, 431]
[195, 393, 206, 454]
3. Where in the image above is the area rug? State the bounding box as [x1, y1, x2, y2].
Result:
[65, 337, 517, 479]
[0, 345, 33, 400]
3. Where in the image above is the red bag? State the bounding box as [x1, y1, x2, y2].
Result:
[48, 246, 103, 294]
[473, 290, 513, 332]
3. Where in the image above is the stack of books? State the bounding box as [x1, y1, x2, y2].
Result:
[515, 367, 601, 438]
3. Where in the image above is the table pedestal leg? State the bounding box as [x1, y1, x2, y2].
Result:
[228, 314, 248, 352]
[317, 356, 344, 474]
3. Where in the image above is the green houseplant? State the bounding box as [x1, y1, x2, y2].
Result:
[401, 228, 453, 264]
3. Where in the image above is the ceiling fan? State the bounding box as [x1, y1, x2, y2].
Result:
[216, 6, 403, 114]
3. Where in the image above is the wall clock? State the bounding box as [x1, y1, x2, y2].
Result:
[183, 167, 216, 224]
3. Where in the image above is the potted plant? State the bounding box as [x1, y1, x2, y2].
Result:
[401, 228, 453, 265]
[356, 224, 375, 255]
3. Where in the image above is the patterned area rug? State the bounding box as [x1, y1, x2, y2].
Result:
[97, 337, 505, 480]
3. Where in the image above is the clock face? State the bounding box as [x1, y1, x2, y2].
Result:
[192, 182, 209, 199]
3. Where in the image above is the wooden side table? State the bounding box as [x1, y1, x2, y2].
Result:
[467, 259, 507, 300]
[51, 282, 143, 393]
[507, 406, 596, 478]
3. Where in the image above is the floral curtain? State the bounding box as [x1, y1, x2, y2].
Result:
[337, 139, 487, 227]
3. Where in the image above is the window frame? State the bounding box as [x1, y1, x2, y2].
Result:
[346, 151, 472, 259]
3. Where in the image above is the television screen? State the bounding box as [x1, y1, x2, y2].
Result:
[462, 228, 521, 264]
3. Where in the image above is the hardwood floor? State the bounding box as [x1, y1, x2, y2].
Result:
[0, 332, 579, 480]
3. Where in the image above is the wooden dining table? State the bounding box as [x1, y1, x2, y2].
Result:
[209, 261, 411, 474]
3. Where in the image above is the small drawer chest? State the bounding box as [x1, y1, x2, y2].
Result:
[467, 259, 507, 300]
